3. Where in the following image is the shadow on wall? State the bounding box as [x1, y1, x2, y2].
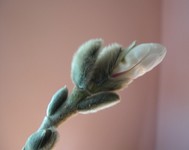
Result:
[156, 0, 189, 150]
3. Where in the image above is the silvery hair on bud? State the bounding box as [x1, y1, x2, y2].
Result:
[71, 39, 103, 89]
[77, 91, 120, 114]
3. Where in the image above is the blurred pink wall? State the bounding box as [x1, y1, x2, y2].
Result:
[0, 0, 161, 150]
[156, 0, 189, 150]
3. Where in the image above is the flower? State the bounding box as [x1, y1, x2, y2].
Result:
[71, 39, 166, 93]
[110, 41, 167, 87]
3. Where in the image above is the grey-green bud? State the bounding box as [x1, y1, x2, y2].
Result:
[71, 39, 103, 89]
[47, 86, 68, 116]
[77, 92, 120, 114]
[23, 128, 58, 150]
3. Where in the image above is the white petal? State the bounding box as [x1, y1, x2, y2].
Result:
[113, 43, 166, 79]
[126, 43, 166, 79]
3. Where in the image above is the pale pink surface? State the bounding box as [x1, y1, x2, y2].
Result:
[1, 0, 183, 150]
[156, 0, 189, 150]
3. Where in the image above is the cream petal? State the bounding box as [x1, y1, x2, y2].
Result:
[113, 43, 166, 79]
[113, 43, 150, 74]
[140, 43, 166, 71]
[123, 43, 166, 79]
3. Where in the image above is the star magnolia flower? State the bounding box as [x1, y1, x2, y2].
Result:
[71, 39, 166, 93]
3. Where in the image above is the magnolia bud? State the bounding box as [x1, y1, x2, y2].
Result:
[47, 86, 68, 116]
[23, 128, 58, 150]
[77, 92, 119, 114]
[71, 39, 166, 92]
[71, 39, 103, 89]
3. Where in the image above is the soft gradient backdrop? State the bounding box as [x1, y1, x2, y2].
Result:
[156, 0, 189, 150]
[0, 0, 188, 150]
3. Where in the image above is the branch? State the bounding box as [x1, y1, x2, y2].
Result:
[22, 39, 166, 150]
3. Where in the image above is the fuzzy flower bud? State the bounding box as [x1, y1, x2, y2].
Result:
[22, 128, 58, 150]
[71, 39, 103, 90]
[71, 39, 166, 93]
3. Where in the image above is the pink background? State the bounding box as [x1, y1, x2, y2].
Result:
[0, 0, 188, 150]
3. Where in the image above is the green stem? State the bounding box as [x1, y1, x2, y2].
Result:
[39, 87, 90, 130]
